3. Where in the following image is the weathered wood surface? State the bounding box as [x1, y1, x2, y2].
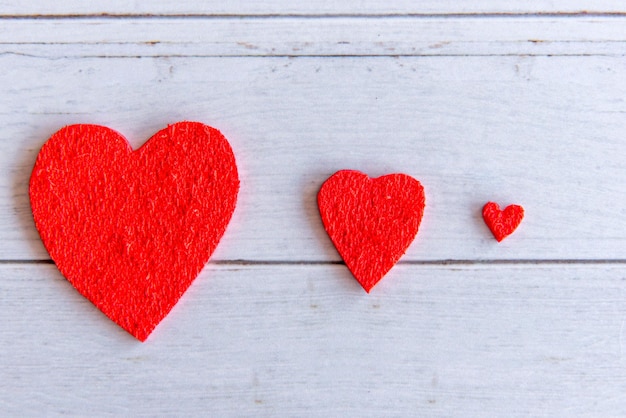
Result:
[1, 5, 625, 416]
[1, 51, 625, 261]
[1, 264, 625, 416]
[0, 0, 625, 16]
[1, 17, 626, 57]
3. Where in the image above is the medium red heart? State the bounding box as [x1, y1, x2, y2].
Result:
[482, 202, 524, 242]
[317, 170, 425, 292]
[29, 122, 239, 341]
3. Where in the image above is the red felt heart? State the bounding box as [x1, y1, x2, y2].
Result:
[29, 122, 239, 341]
[317, 170, 425, 292]
[482, 202, 524, 242]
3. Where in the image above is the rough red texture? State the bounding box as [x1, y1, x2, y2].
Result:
[317, 170, 425, 292]
[482, 202, 524, 242]
[29, 122, 239, 341]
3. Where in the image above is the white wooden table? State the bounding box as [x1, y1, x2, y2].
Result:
[1, 2, 626, 416]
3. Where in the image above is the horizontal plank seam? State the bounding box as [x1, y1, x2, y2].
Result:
[6, 41, 626, 45]
[2, 259, 626, 265]
[2, 13, 626, 20]
[3, 54, 626, 59]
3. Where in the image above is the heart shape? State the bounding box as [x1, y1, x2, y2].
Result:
[30, 122, 239, 341]
[482, 202, 524, 242]
[317, 170, 425, 292]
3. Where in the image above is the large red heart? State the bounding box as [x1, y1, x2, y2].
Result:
[29, 122, 239, 341]
[482, 202, 524, 242]
[317, 170, 425, 292]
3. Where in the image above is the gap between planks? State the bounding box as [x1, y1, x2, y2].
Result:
[2, 12, 626, 19]
[4, 54, 626, 58]
[2, 259, 626, 265]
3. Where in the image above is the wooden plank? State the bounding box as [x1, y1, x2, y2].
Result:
[1, 263, 624, 415]
[1, 54, 625, 261]
[1, 17, 626, 57]
[0, 0, 624, 16]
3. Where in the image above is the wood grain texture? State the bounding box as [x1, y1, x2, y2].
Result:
[0, 0, 624, 16]
[2, 53, 625, 261]
[1, 17, 626, 57]
[1, 6, 625, 416]
[1, 264, 625, 416]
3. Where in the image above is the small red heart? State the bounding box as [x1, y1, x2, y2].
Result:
[482, 202, 524, 242]
[30, 122, 239, 341]
[317, 170, 425, 292]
